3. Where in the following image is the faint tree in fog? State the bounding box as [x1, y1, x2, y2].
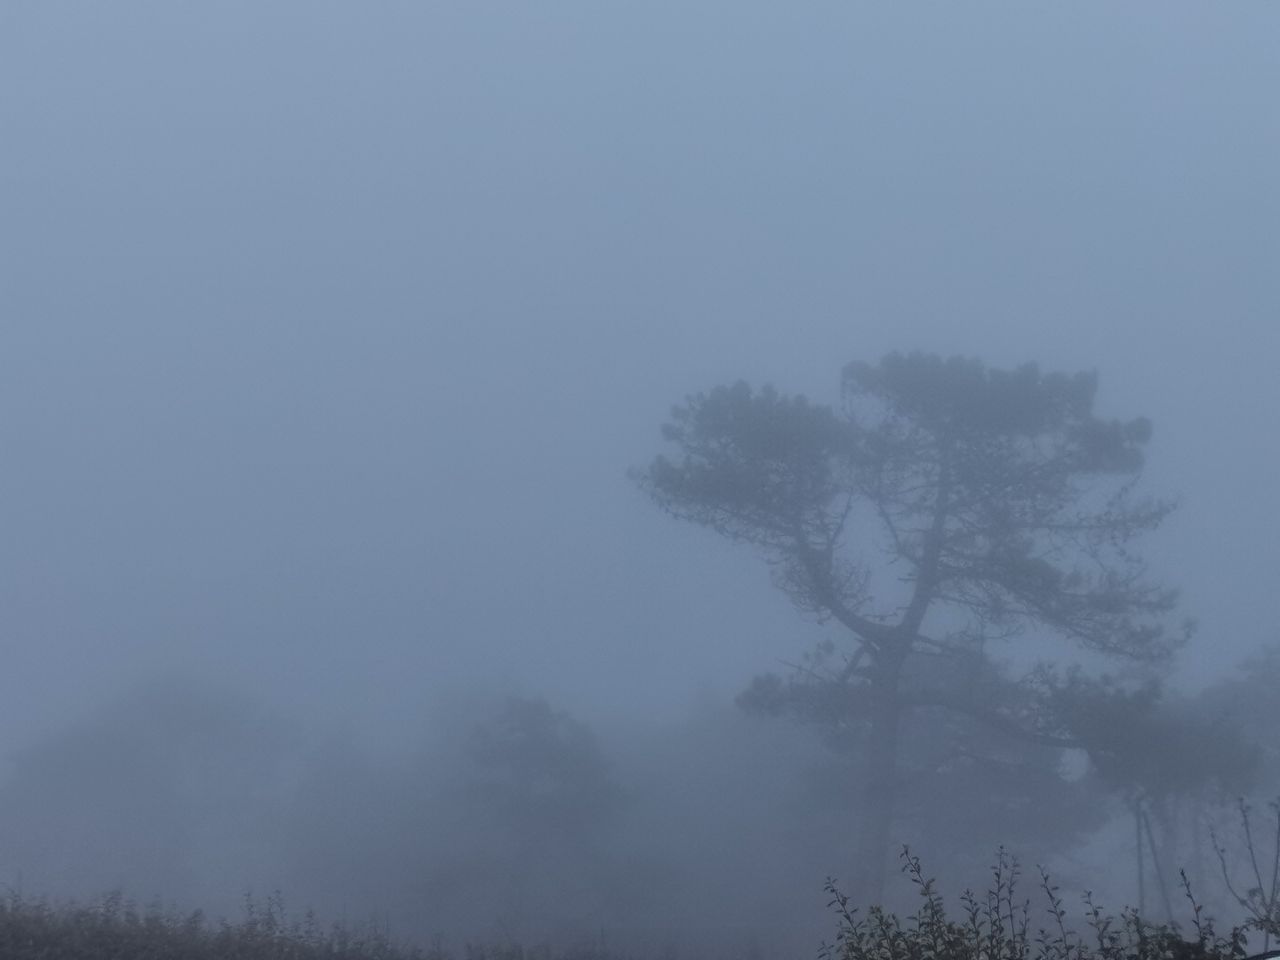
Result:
[637, 352, 1186, 900]
[740, 644, 1109, 885]
[448, 696, 622, 936]
[0, 680, 295, 904]
[463, 695, 621, 841]
[1050, 670, 1259, 920]
[1195, 646, 1280, 794]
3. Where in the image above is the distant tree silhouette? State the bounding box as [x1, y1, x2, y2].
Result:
[1048, 670, 1259, 919]
[638, 352, 1186, 900]
[462, 695, 620, 841]
[740, 644, 1109, 888]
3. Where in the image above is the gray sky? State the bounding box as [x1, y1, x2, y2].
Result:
[1, 1, 1277, 755]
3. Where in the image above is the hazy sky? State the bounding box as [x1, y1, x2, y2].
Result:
[1, 2, 1277, 755]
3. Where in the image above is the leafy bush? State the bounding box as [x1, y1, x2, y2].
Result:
[821, 850, 1253, 960]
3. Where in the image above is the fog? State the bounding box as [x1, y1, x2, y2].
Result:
[1, 2, 1278, 955]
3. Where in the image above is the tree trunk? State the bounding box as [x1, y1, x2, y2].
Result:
[1135, 800, 1146, 915]
[855, 652, 904, 905]
[1142, 803, 1175, 923]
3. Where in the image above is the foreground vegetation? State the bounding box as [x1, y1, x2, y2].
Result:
[0, 890, 622, 960]
[2, 851, 1274, 960]
[822, 850, 1266, 960]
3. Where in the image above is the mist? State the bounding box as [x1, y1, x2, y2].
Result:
[2, 2, 1278, 956]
